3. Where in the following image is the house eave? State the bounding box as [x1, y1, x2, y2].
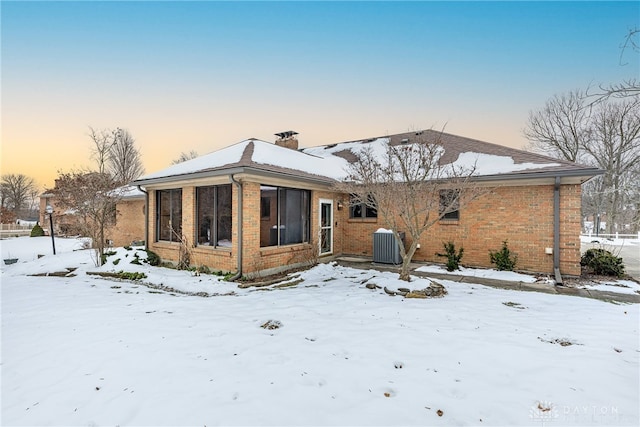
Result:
[469, 167, 604, 184]
[132, 166, 336, 189]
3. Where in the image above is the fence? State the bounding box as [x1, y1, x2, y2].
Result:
[581, 232, 640, 240]
[0, 224, 33, 231]
[0, 224, 34, 237]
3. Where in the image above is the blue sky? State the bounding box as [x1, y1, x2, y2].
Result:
[2, 1, 638, 187]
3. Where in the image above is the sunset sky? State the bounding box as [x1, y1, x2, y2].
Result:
[2, 1, 638, 190]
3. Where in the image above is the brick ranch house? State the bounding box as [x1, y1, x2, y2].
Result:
[130, 130, 601, 281]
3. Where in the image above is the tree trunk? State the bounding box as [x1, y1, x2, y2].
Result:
[398, 241, 418, 281]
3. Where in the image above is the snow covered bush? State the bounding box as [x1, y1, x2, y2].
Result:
[580, 248, 625, 277]
[489, 240, 518, 271]
[145, 250, 160, 266]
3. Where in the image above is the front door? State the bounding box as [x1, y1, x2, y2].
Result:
[319, 199, 333, 255]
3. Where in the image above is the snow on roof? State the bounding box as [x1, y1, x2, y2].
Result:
[452, 152, 560, 176]
[250, 139, 347, 180]
[138, 139, 251, 181]
[136, 138, 349, 183]
[135, 131, 591, 185]
[118, 185, 145, 199]
[302, 136, 562, 179]
[107, 185, 145, 199]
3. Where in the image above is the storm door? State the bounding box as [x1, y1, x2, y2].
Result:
[319, 199, 333, 255]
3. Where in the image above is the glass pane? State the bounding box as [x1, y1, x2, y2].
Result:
[260, 186, 277, 247]
[302, 190, 310, 243]
[282, 189, 304, 245]
[216, 185, 232, 247]
[171, 189, 182, 240]
[197, 187, 215, 245]
[365, 205, 377, 218]
[158, 190, 171, 241]
[365, 195, 377, 218]
[321, 227, 331, 253]
[321, 203, 331, 227]
[280, 189, 292, 244]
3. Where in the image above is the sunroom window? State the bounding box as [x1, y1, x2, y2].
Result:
[157, 189, 182, 242]
[260, 185, 310, 247]
[196, 185, 232, 247]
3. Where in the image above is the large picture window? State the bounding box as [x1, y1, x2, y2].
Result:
[157, 189, 182, 241]
[349, 194, 377, 219]
[196, 185, 232, 247]
[260, 185, 310, 247]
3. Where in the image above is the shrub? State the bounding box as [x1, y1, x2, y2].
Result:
[30, 223, 45, 237]
[145, 250, 161, 266]
[117, 271, 147, 280]
[100, 250, 117, 265]
[489, 241, 518, 271]
[436, 241, 464, 271]
[580, 248, 625, 277]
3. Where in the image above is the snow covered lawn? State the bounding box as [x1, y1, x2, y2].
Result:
[2, 237, 639, 426]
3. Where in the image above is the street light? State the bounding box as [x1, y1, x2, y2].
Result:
[45, 205, 56, 255]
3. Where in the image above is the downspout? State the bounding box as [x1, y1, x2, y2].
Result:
[553, 177, 563, 285]
[137, 185, 149, 251]
[228, 174, 243, 281]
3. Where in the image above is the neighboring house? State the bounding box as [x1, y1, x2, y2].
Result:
[39, 186, 145, 247]
[39, 191, 79, 236]
[105, 186, 146, 247]
[132, 130, 601, 279]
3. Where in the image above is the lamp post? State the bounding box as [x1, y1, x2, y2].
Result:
[45, 205, 56, 255]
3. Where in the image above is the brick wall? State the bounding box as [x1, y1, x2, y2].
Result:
[105, 198, 146, 247]
[145, 181, 583, 277]
[343, 184, 583, 276]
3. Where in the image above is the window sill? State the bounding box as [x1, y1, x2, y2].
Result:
[439, 219, 460, 225]
[260, 243, 312, 256]
[194, 245, 233, 255]
[347, 218, 378, 223]
[154, 240, 181, 246]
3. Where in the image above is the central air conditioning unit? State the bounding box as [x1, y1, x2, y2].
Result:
[373, 230, 405, 264]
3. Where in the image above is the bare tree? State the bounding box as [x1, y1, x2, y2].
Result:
[0, 173, 39, 219]
[109, 128, 145, 185]
[525, 91, 640, 233]
[336, 134, 483, 281]
[89, 126, 144, 185]
[523, 90, 590, 162]
[89, 127, 115, 175]
[583, 97, 640, 233]
[589, 29, 639, 101]
[171, 150, 199, 165]
[53, 170, 124, 266]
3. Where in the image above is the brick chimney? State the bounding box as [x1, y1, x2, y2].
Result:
[274, 131, 299, 150]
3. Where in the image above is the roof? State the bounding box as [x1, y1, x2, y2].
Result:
[134, 138, 340, 186]
[117, 185, 145, 200]
[133, 130, 602, 186]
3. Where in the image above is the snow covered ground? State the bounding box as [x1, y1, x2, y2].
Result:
[580, 235, 640, 246]
[2, 237, 639, 426]
[415, 264, 543, 283]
